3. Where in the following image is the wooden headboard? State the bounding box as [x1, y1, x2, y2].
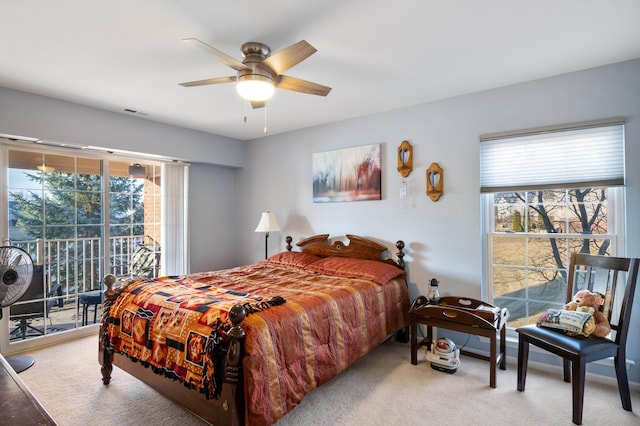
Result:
[285, 234, 406, 270]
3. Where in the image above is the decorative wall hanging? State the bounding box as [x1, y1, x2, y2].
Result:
[312, 144, 381, 203]
[400, 179, 411, 209]
[397, 140, 413, 178]
[397, 140, 413, 209]
[426, 162, 443, 201]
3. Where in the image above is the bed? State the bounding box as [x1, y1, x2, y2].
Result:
[99, 234, 409, 426]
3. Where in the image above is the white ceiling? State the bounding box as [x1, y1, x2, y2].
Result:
[2, 1, 639, 141]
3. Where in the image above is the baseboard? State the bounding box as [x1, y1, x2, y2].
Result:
[459, 338, 640, 392]
[4, 325, 99, 356]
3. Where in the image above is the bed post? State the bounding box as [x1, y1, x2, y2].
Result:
[395, 240, 410, 343]
[221, 304, 247, 426]
[99, 274, 119, 385]
[396, 240, 405, 270]
[101, 347, 114, 385]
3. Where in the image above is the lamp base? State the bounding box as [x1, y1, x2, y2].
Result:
[6, 355, 35, 373]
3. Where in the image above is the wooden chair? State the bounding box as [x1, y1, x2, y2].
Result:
[516, 253, 640, 425]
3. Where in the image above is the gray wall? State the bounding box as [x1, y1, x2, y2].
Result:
[188, 163, 238, 272]
[0, 85, 244, 273]
[1, 58, 638, 384]
[237, 59, 640, 384]
[0, 86, 245, 168]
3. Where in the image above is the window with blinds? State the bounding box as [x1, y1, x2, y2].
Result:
[480, 118, 625, 193]
[480, 118, 626, 329]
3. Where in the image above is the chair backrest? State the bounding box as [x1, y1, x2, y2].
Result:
[129, 243, 160, 278]
[566, 253, 640, 346]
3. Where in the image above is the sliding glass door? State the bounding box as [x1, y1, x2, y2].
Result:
[5, 147, 161, 345]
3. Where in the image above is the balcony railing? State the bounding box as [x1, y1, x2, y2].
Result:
[11, 235, 158, 296]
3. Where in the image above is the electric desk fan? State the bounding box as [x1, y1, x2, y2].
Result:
[0, 246, 35, 373]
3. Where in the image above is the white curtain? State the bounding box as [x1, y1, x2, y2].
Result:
[0, 145, 7, 245]
[161, 162, 189, 275]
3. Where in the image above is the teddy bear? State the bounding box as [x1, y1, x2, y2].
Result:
[563, 289, 611, 338]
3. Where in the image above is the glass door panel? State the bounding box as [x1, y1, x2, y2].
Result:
[108, 161, 161, 282]
[7, 149, 104, 341]
[5, 148, 162, 345]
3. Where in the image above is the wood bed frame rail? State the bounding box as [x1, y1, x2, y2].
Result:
[99, 234, 406, 426]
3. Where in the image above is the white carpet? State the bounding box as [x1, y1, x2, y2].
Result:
[18, 333, 640, 425]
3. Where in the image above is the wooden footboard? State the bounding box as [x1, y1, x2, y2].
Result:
[99, 234, 407, 425]
[99, 284, 248, 426]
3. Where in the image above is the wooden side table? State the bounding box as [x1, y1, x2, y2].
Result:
[410, 296, 508, 388]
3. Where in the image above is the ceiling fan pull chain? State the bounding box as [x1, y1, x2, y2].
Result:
[263, 102, 268, 134]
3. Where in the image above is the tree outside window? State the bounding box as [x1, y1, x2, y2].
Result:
[490, 187, 611, 328]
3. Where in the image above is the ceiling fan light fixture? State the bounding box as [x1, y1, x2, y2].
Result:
[236, 74, 275, 101]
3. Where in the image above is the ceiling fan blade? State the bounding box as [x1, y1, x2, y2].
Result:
[183, 38, 249, 72]
[250, 100, 266, 109]
[179, 76, 237, 87]
[276, 75, 332, 96]
[261, 40, 317, 75]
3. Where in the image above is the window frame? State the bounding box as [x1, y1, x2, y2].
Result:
[480, 118, 626, 333]
[482, 187, 625, 332]
[0, 139, 169, 353]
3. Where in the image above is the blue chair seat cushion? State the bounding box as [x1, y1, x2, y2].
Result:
[79, 290, 103, 305]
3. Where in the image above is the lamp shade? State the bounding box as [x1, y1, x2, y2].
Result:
[254, 211, 281, 233]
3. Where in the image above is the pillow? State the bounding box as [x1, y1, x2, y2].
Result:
[305, 256, 405, 285]
[261, 251, 323, 269]
[536, 309, 593, 334]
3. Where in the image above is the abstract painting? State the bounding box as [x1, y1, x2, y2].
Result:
[312, 144, 381, 203]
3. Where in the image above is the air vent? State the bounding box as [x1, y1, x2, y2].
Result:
[123, 108, 148, 116]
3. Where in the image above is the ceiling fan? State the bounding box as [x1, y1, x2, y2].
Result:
[179, 38, 332, 108]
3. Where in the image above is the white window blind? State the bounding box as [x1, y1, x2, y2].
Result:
[161, 162, 189, 275]
[480, 118, 625, 193]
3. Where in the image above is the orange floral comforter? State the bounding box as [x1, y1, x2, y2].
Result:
[105, 257, 409, 425]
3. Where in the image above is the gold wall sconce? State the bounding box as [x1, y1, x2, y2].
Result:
[397, 140, 413, 178]
[426, 162, 443, 201]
